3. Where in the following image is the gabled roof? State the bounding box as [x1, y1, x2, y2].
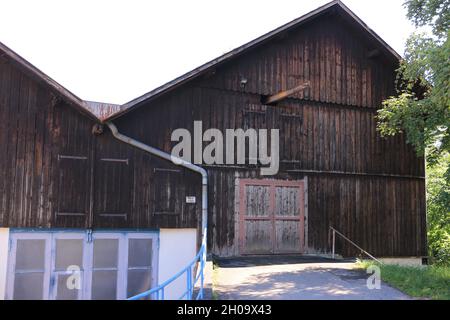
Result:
[105, 0, 401, 121]
[1, 1, 401, 123]
[0, 41, 100, 121]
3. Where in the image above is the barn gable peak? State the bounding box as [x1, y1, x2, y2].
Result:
[0, 1, 401, 122]
[107, 0, 401, 121]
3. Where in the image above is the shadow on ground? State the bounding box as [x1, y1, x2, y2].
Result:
[214, 255, 356, 268]
[212, 259, 411, 300]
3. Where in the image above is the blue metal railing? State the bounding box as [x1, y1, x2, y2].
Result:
[127, 243, 206, 300]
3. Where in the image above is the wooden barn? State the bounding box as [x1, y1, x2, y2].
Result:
[0, 1, 426, 300]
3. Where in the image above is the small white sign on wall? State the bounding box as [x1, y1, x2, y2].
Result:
[186, 196, 196, 204]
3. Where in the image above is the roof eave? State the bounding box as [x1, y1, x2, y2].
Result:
[104, 0, 401, 121]
[0, 42, 100, 122]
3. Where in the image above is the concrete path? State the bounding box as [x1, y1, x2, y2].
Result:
[213, 256, 411, 300]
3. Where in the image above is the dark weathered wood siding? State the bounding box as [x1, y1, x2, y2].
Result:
[112, 14, 426, 257]
[0, 59, 201, 230]
[0, 11, 426, 257]
[0, 59, 56, 228]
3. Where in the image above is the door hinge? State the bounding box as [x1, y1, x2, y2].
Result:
[86, 229, 93, 243]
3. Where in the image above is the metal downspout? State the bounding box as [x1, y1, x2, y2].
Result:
[106, 122, 208, 258]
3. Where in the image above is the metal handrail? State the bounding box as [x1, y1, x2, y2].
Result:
[329, 226, 382, 264]
[127, 242, 206, 300]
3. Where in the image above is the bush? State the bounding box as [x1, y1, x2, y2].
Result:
[426, 153, 450, 265]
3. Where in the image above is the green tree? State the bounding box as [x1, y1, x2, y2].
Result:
[427, 153, 450, 265]
[377, 0, 450, 264]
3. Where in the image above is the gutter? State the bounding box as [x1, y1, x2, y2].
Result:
[105, 122, 208, 257]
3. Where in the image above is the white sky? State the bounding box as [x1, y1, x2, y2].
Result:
[0, 0, 416, 104]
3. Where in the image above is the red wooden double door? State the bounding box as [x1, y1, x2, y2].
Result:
[239, 179, 305, 254]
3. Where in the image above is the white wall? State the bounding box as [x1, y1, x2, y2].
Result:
[0, 228, 9, 300]
[158, 229, 197, 300]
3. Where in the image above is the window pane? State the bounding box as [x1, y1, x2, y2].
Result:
[92, 270, 117, 300]
[93, 239, 118, 268]
[56, 274, 80, 300]
[13, 273, 44, 300]
[55, 239, 83, 270]
[127, 269, 151, 299]
[15, 239, 45, 270]
[128, 239, 152, 267]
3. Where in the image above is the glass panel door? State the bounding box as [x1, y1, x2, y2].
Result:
[7, 231, 158, 300]
[126, 237, 154, 299]
[51, 234, 86, 300]
[90, 235, 120, 300]
[7, 233, 51, 300]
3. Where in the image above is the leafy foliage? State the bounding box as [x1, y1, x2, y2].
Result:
[427, 153, 450, 265]
[405, 0, 450, 36]
[377, 0, 450, 265]
[377, 29, 449, 165]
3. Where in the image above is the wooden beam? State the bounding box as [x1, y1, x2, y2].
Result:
[263, 81, 310, 104]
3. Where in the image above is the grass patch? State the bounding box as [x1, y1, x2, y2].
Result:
[357, 261, 450, 300]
